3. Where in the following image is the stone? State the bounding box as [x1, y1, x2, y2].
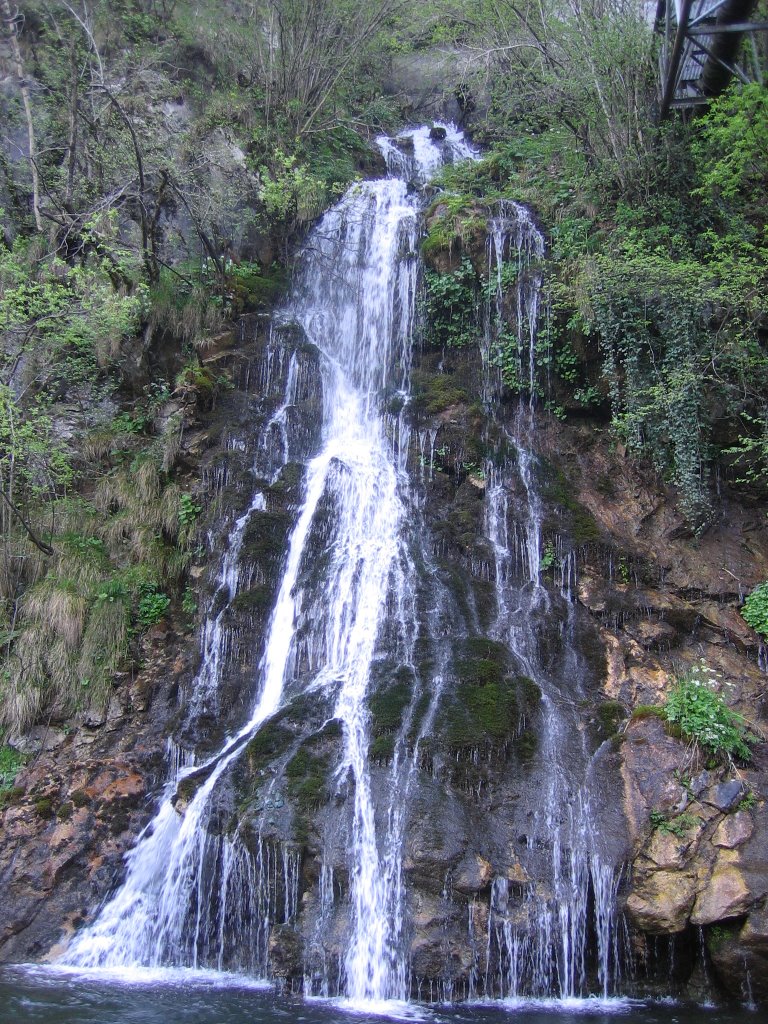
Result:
[690, 770, 713, 798]
[626, 871, 697, 932]
[429, 125, 447, 141]
[646, 828, 698, 870]
[713, 811, 754, 849]
[10, 728, 67, 755]
[507, 860, 530, 884]
[453, 854, 493, 894]
[690, 864, 752, 925]
[626, 620, 676, 648]
[704, 780, 744, 813]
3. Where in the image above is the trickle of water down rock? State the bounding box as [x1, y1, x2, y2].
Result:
[63, 125, 629, 1006]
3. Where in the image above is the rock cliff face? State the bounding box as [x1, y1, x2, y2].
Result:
[1, 183, 767, 1006]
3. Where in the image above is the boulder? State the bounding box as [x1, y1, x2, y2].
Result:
[713, 812, 754, 849]
[691, 864, 752, 925]
[626, 871, 697, 932]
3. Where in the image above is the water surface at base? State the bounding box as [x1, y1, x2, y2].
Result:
[0, 967, 751, 1024]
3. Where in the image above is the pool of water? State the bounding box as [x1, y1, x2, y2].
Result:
[0, 966, 754, 1024]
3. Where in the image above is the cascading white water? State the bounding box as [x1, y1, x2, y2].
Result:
[480, 200, 622, 1001]
[63, 124, 476, 1003]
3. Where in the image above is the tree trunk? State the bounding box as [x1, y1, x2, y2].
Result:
[1, 0, 43, 231]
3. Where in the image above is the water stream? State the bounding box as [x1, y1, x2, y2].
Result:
[477, 201, 624, 1000]
[63, 125, 479, 1004]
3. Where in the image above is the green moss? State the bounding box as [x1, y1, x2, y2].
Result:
[595, 700, 627, 737]
[241, 510, 292, 560]
[267, 461, 304, 496]
[285, 746, 330, 812]
[706, 922, 741, 953]
[57, 801, 74, 820]
[226, 262, 288, 315]
[410, 369, 467, 416]
[246, 720, 293, 772]
[542, 466, 601, 544]
[370, 735, 395, 762]
[369, 678, 413, 736]
[516, 675, 542, 709]
[0, 786, 25, 808]
[70, 789, 89, 808]
[34, 797, 54, 819]
[421, 195, 486, 268]
[229, 585, 275, 615]
[631, 704, 665, 721]
[516, 729, 538, 762]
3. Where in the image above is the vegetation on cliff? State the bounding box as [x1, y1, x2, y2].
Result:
[1, 0, 766, 735]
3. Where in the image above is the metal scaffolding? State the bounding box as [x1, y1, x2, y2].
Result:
[655, 0, 768, 118]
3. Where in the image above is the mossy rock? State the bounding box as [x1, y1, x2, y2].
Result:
[369, 675, 414, 737]
[267, 461, 304, 497]
[241, 509, 292, 561]
[410, 369, 468, 417]
[34, 797, 55, 819]
[516, 728, 538, 762]
[285, 746, 331, 813]
[370, 734, 396, 763]
[226, 264, 288, 315]
[542, 465, 601, 544]
[229, 585, 275, 616]
[594, 699, 627, 739]
[0, 786, 26, 808]
[56, 801, 74, 821]
[245, 720, 294, 773]
[439, 636, 521, 750]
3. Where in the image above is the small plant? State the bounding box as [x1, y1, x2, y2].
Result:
[737, 790, 758, 812]
[539, 541, 557, 572]
[650, 809, 700, 837]
[741, 582, 768, 640]
[178, 493, 202, 528]
[136, 586, 170, 628]
[95, 578, 128, 604]
[663, 662, 754, 762]
[181, 586, 198, 616]
[0, 745, 26, 791]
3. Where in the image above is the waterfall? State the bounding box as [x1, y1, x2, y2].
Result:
[478, 200, 623, 1001]
[60, 125, 625, 1006]
[63, 124, 477, 1003]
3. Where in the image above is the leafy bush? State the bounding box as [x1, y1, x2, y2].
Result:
[424, 258, 478, 349]
[663, 663, 753, 761]
[741, 582, 768, 639]
[136, 588, 171, 628]
[178, 494, 202, 529]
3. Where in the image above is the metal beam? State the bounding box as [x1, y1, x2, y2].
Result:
[657, 0, 764, 119]
[659, 0, 695, 119]
[687, 20, 768, 33]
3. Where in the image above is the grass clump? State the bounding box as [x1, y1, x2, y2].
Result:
[0, 744, 26, 793]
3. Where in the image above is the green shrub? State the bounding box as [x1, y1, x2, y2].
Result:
[663, 663, 754, 761]
[741, 582, 768, 639]
[424, 258, 479, 349]
[0, 745, 26, 791]
[136, 588, 170, 628]
[650, 809, 701, 837]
